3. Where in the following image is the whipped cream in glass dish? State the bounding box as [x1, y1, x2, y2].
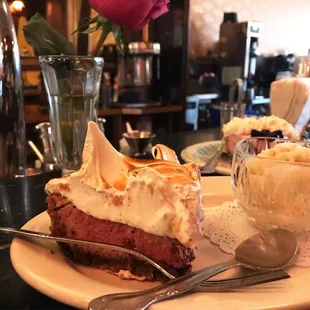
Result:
[232, 137, 310, 231]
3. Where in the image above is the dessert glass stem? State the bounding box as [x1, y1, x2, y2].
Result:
[39, 56, 104, 172]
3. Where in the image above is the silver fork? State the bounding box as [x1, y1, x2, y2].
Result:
[1, 226, 288, 286]
[88, 269, 289, 310]
[0, 226, 175, 280]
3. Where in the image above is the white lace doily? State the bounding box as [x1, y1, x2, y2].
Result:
[202, 200, 310, 267]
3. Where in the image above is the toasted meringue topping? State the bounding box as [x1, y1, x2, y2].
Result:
[46, 122, 204, 247]
[152, 144, 180, 163]
[77, 122, 198, 190]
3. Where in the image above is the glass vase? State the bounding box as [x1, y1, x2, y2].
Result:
[39, 56, 104, 174]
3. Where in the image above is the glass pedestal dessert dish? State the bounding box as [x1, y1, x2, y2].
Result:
[232, 137, 310, 231]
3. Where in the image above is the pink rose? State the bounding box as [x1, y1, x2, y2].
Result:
[89, 0, 170, 31]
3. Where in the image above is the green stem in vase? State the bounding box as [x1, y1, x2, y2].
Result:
[59, 95, 87, 166]
[59, 96, 75, 165]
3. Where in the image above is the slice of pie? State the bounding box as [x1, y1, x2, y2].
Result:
[46, 122, 204, 281]
[222, 115, 299, 156]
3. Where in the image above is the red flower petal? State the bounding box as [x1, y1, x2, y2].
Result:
[89, 0, 169, 31]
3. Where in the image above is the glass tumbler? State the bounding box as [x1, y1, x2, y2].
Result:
[220, 103, 246, 127]
[39, 56, 104, 174]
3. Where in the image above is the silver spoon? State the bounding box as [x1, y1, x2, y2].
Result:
[88, 228, 297, 310]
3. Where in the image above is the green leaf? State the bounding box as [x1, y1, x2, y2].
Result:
[23, 13, 77, 55]
[93, 15, 107, 23]
[112, 24, 125, 50]
[71, 25, 86, 34]
[92, 20, 113, 56]
[72, 21, 92, 34]
[72, 16, 101, 34]
[100, 21, 113, 42]
[79, 23, 101, 34]
[72, 15, 110, 35]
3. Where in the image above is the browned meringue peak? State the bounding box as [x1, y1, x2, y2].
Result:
[152, 144, 180, 163]
[150, 146, 201, 184]
[124, 159, 200, 185]
[80, 122, 200, 191]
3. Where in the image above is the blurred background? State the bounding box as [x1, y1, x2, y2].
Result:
[10, 0, 310, 162]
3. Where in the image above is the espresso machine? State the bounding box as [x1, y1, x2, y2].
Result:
[115, 42, 161, 107]
[218, 15, 269, 108]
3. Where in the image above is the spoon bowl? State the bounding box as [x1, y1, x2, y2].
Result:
[235, 228, 297, 269]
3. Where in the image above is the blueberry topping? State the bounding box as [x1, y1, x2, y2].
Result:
[250, 129, 284, 138]
[270, 130, 284, 138]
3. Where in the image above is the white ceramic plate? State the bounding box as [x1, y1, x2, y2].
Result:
[10, 177, 310, 309]
[181, 141, 231, 176]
